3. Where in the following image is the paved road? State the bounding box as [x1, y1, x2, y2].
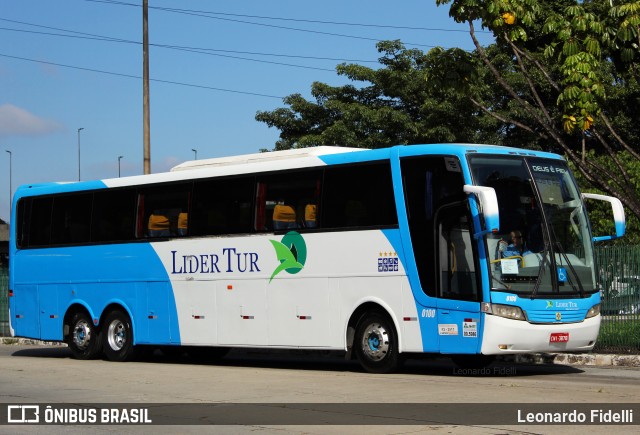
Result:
[0, 345, 638, 434]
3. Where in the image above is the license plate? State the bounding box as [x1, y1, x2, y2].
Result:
[550, 332, 569, 343]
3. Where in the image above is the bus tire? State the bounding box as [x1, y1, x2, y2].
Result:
[102, 309, 136, 362]
[354, 311, 399, 374]
[68, 311, 102, 360]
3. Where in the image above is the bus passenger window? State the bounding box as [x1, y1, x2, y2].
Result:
[255, 170, 321, 232]
[137, 184, 191, 239]
[191, 176, 253, 236]
[50, 193, 92, 245]
[92, 189, 136, 242]
[322, 162, 397, 229]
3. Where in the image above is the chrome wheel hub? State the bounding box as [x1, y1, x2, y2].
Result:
[360, 322, 389, 361]
[72, 320, 92, 350]
[107, 320, 126, 351]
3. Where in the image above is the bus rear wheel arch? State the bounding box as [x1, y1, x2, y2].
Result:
[353, 309, 400, 374]
[102, 308, 136, 362]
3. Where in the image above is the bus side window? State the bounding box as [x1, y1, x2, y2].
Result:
[92, 189, 136, 242]
[26, 197, 53, 247]
[137, 184, 191, 239]
[190, 176, 253, 236]
[322, 162, 397, 229]
[255, 170, 321, 232]
[50, 193, 92, 245]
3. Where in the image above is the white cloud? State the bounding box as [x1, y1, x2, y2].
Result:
[0, 103, 63, 137]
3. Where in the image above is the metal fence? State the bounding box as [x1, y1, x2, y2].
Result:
[0, 247, 638, 353]
[0, 267, 8, 337]
[594, 245, 640, 354]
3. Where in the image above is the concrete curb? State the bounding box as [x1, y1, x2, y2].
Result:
[1, 337, 67, 346]
[2, 337, 639, 367]
[498, 352, 640, 367]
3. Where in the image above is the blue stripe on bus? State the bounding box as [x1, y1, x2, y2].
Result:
[15, 180, 108, 197]
[12, 242, 181, 344]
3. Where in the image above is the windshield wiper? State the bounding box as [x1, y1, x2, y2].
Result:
[553, 241, 585, 297]
[531, 244, 552, 298]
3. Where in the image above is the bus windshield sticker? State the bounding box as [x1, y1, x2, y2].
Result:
[444, 157, 461, 172]
[500, 258, 519, 275]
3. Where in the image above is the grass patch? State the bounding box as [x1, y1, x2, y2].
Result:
[595, 317, 640, 354]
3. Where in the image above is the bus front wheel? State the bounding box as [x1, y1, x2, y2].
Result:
[102, 309, 136, 362]
[68, 311, 102, 360]
[354, 311, 399, 374]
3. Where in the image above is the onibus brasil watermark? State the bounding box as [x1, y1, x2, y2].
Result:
[6, 405, 151, 425]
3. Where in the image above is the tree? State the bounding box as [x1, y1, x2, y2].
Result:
[256, 41, 500, 150]
[434, 0, 640, 228]
[256, 1, 640, 234]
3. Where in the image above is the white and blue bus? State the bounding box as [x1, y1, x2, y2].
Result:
[8, 145, 625, 373]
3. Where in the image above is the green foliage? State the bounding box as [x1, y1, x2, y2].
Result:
[570, 150, 640, 243]
[256, 1, 640, 231]
[256, 41, 499, 150]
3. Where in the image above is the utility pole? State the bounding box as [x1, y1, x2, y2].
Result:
[143, 0, 151, 174]
[5, 150, 11, 219]
[77, 127, 84, 181]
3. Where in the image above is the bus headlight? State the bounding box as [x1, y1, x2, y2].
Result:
[483, 303, 526, 321]
[585, 304, 600, 319]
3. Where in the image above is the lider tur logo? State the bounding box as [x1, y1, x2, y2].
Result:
[269, 231, 307, 282]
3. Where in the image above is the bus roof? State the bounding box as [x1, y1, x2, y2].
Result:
[170, 146, 365, 172]
[14, 144, 563, 198]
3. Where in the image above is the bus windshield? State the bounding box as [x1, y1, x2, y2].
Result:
[469, 155, 596, 296]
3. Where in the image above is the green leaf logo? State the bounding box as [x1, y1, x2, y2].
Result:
[269, 231, 307, 282]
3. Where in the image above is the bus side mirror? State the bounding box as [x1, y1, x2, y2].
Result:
[582, 193, 626, 242]
[464, 185, 500, 238]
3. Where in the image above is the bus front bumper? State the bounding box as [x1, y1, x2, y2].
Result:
[480, 314, 601, 355]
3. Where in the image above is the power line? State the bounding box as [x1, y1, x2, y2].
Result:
[0, 18, 378, 63]
[0, 18, 379, 70]
[85, 0, 490, 34]
[82, 0, 449, 49]
[0, 52, 285, 99]
[0, 26, 337, 72]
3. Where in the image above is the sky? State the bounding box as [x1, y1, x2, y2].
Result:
[0, 0, 494, 223]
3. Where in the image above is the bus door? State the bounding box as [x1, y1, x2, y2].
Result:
[435, 202, 481, 354]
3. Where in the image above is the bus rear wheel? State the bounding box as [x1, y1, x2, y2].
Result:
[102, 309, 136, 362]
[354, 312, 399, 374]
[68, 312, 102, 360]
